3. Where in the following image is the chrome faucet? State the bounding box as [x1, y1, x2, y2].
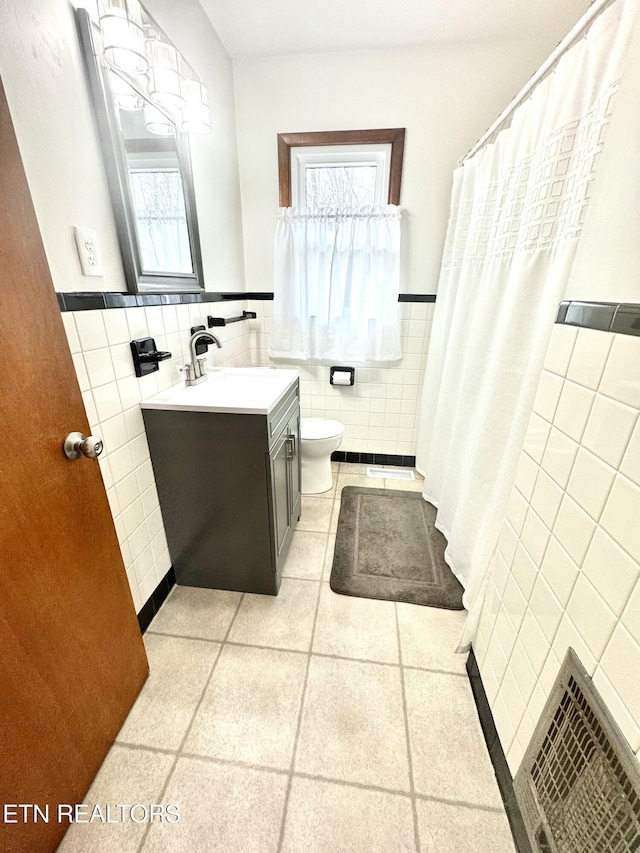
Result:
[182, 330, 222, 386]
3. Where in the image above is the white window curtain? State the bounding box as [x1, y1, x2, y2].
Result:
[414, 0, 636, 649]
[270, 206, 402, 361]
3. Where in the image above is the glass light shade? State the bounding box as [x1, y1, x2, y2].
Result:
[181, 79, 210, 134]
[98, 0, 148, 75]
[144, 103, 176, 136]
[147, 39, 184, 113]
[109, 71, 144, 111]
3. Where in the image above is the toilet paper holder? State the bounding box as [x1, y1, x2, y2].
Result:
[330, 366, 355, 386]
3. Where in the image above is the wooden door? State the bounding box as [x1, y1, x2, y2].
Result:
[0, 79, 148, 853]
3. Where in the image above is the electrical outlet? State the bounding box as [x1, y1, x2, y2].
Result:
[74, 226, 103, 277]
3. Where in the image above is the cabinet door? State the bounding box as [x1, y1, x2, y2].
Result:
[270, 430, 291, 563]
[287, 410, 301, 526]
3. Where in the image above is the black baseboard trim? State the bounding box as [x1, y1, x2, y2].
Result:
[137, 567, 176, 634]
[331, 451, 416, 467]
[466, 649, 533, 853]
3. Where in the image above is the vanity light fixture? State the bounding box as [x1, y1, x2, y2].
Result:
[181, 77, 210, 134]
[143, 102, 175, 136]
[98, 0, 148, 75]
[147, 38, 184, 115]
[108, 69, 144, 111]
[95, 0, 210, 136]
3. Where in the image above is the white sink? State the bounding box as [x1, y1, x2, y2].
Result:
[140, 367, 299, 415]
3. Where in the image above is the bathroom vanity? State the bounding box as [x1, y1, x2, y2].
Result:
[141, 368, 301, 595]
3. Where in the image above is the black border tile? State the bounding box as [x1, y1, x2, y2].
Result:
[58, 290, 436, 312]
[612, 304, 640, 337]
[104, 293, 138, 308]
[398, 293, 436, 302]
[137, 597, 156, 635]
[137, 566, 176, 634]
[59, 292, 107, 311]
[467, 649, 533, 853]
[236, 292, 275, 300]
[330, 451, 416, 468]
[564, 301, 616, 332]
[555, 300, 640, 337]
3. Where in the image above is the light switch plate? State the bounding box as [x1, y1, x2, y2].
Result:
[74, 226, 103, 277]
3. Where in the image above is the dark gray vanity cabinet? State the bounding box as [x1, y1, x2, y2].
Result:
[142, 382, 301, 595]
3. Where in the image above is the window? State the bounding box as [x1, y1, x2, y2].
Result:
[277, 128, 405, 208]
[127, 150, 192, 274]
[271, 129, 406, 362]
[292, 144, 391, 208]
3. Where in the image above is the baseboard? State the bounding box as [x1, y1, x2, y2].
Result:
[137, 567, 176, 634]
[331, 451, 416, 467]
[466, 649, 534, 853]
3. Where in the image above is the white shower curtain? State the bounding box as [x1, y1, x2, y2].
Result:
[415, 0, 637, 643]
[270, 206, 402, 361]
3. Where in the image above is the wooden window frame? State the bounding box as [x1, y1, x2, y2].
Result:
[277, 128, 406, 207]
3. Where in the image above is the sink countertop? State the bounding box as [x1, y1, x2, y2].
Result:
[140, 368, 299, 415]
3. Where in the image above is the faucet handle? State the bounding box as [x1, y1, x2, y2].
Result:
[180, 362, 197, 385]
[196, 356, 207, 377]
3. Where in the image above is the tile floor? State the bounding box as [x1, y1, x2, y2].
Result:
[59, 464, 516, 853]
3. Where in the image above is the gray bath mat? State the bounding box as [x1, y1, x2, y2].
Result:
[330, 487, 464, 610]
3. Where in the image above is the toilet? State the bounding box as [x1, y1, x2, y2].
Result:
[300, 418, 345, 494]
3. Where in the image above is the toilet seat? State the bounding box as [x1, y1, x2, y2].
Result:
[300, 418, 344, 440]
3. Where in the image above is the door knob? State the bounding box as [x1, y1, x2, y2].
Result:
[63, 432, 104, 460]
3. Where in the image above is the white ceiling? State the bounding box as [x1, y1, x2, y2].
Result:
[199, 0, 594, 59]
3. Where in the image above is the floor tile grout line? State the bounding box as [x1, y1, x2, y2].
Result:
[134, 592, 245, 853]
[143, 632, 469, 677]
[394, 600, 421, 853]
[114, 740, 179, 757]
[412, 791, 510, 814]
[291, 771, 507, 813]
[114, 740, 509, 815]
[275, 532, 328, 853]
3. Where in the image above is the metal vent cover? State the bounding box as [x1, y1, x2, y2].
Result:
[514, 648, 640, 853]
[366, 467, 415, 481]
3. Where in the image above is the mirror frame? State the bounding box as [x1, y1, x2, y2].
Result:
[77, 8, 205, 294]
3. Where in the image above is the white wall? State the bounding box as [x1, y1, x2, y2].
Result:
[232, 40, 569, 295]
[0, 0, 245, 293]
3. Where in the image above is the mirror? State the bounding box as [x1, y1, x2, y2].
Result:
[77, 8, 204, 294]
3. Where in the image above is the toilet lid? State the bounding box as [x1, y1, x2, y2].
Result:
[300, 418, 344, 440]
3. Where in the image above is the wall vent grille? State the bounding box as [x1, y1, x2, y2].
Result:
[367, 467, 415, 481]
[514, 649, 640, 853]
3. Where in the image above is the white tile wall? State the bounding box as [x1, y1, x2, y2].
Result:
[246, 299, 432, 456]
[474, 322, 640, 775]
[62, 301, 253, 613]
